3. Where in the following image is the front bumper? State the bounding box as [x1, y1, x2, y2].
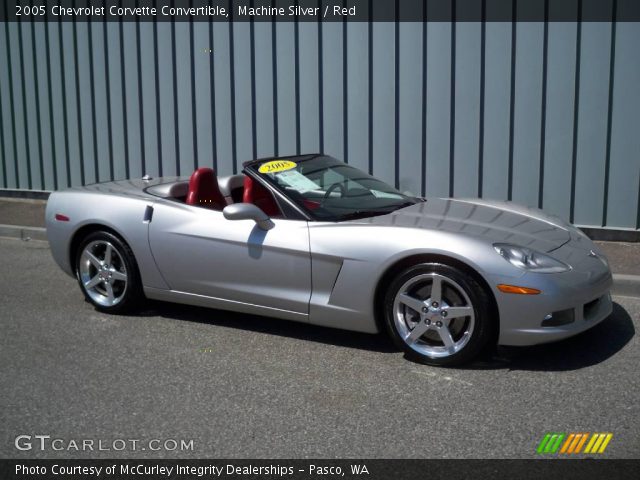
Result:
[492, 240, 613, 346]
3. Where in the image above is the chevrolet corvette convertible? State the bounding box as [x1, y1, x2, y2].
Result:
[46, 154, 613, 366]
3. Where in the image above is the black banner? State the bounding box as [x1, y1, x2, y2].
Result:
[1, 0, 639, 22]
[1, 460, 639, 480]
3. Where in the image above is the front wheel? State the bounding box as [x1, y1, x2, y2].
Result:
[75, 231, 143, 313]
[383, 262, 495, 366]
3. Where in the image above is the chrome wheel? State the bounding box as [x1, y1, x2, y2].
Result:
[78, 240, 128, 307]
[392, 273, 475, 359]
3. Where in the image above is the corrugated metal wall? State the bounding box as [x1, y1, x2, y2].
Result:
[0, 17, 639, 229]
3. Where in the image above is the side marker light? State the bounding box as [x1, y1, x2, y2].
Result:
[497, 284, 541, 295]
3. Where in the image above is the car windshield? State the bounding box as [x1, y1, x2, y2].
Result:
[246, 155, 420, 221]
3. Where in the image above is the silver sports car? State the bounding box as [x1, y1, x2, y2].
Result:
[46, 154, 613, 366]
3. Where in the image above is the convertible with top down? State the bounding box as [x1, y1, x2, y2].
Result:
[46, 154, 613, 366]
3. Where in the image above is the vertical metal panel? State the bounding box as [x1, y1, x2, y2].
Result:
[10, 22, 31, 189]
[211, 21, 234, 175]
[606, 21, 640, 229]
[232, 22, 254, 168]
[0, 68, 5, 188]
[481, 21, 512, 200]
[298, 22, 320, 153]
[192, 23, 214, 168]
[0, 21, 17, 188]
[174, 22, 196, 174]
[370, 22, 397, 183]
[425, 21, 452, 198]
[121, 22, 143, 178]
[0, 84, 5, 187]
[253, 21, 276, 157]
[96, 22, 114, 182]
[75, 22, 97, 184]
[573, 21, 612, 226]
[397, 21, 423, 196]
[347, 22, 370, 173]
[274, 22, 297, 156]
[0, 15, 638, 232]
[60, 22, 83, 186]
[90, 22, 112, 183]
[138, 22, 161, 177]
[453, 21, 481, 198]
[105, 22, 127, 181]
[541, 21, 577, 220]
[45, 22, 65, 189]
[511, 20, 544, 207]
[33, 23, 54, 190]
[21, 21, 45, 189]
[156, 22, 177, 176]
[320, 20, 344, 160]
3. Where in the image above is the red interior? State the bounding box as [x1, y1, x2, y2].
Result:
[242, 176, 280, 217]
[186, 167, 227, 210]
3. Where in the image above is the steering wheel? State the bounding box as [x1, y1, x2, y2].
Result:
[323, 182, 346, 201]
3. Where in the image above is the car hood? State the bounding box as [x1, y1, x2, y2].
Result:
[357, 197, 571, 252]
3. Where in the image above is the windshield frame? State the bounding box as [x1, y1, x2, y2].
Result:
[244, 154, 420, 222]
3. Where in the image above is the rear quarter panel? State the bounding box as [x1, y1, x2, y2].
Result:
[45, 190, 169, 290]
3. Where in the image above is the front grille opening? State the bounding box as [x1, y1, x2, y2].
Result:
[541, 308, 575, 327]
[584, 296, 604, 321]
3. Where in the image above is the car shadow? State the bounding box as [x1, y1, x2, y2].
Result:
[137, 300, 634, 369]
[466, 302, 635, 372]
[139, 300, 397, 354]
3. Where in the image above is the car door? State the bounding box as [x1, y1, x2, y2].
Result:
[147, 200, 311, 316]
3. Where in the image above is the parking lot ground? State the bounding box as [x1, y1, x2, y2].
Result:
[0, 237, 638, 459]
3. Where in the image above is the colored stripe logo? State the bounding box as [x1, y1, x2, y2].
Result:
[537, 433, 613, 454]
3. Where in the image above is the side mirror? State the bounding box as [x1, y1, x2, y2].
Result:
[223, 203, 274, 231]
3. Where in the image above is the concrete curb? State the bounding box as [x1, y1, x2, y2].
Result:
[611, 274, 640, 298]
[0, 224, 47, 242]
[0, 223, 638, 297]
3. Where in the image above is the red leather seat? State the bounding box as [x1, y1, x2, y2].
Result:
[186, 168, 226, 210]
[243, 176, 280, 217]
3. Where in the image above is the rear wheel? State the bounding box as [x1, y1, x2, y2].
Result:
[383, 262, 495, 366]
[75, 231, 142, 313]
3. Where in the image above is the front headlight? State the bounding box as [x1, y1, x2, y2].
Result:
[493, 243, 571, 273]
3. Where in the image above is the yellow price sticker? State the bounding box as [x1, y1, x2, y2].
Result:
[258, 160, 297, 174]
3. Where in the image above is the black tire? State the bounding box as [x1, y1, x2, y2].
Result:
[75, 230, 143, 314]
[382, 262, 495, 367]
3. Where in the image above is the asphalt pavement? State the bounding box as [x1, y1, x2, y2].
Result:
[0, 237, 638, 459]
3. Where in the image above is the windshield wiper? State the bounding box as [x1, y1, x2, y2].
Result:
[394, 201, 420, 209]
[335, 209, 401, 221]
[334, 201, 419, 221]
